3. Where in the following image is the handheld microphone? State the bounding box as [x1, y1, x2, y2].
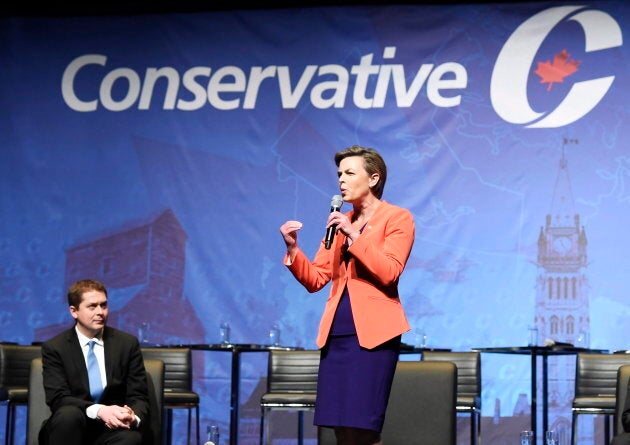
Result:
[324, 195, 343, 250]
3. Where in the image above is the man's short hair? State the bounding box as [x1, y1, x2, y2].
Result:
[67, 279, 108, 307]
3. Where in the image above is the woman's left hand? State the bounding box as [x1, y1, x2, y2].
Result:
[327, 211, 358, 242]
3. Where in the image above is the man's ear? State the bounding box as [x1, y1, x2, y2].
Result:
[69, 305, 78, 320]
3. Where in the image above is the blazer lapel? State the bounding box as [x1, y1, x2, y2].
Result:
[65, 328, 90, 393]
[102, 327, 116, 382]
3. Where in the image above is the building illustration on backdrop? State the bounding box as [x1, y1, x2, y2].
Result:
[534, 144, 592, 443]
[478, 147, 594, 445]
[35, 208, 205, 345]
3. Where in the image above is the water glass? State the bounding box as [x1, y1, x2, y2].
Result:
[219, 322, 231, 344]
[269, 324, 281, 346]
[205, 424, 220, 445]
[520, 430, 534, 445]
[545, 430, 558, 445]
[415, 329, 428, 348]
[576, 331, 589, 348]
[138, 321, 150, 344]
[527, 326, 538, 346]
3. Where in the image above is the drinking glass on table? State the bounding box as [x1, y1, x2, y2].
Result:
[219, 321, 231, 344]
[269, 324, 281, 346]
[545, 430, 558, 445]
[520, 430, 534, 445]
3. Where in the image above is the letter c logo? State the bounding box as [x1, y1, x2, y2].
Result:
[490, 6, 622, 128]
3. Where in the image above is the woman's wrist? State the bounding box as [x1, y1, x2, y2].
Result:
[346, 231, 360, 246]
[286, 245, 298, 261]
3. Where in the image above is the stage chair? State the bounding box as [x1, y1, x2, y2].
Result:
[615, 365, 630, 437]
[259, 349, 320, 445]
[25, 358, 50, 445]
[384, 360, 457, 444]
[0, 344, 42, 445]
[143, 359, 166, 445]
[26, 357, 165, 445]
[422, 351, 482, 445]
[571, 353, 630, 445]
[140, 347, 200, 445]
[318, 360, 457, 445]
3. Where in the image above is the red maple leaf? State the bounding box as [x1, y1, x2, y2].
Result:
[534, 49, 581, 91]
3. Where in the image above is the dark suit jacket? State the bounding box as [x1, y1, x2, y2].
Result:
[40, 326, 150, 434]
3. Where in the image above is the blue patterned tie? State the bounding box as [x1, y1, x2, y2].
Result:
[87, 340, 103, 401]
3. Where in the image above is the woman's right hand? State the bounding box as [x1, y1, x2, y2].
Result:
[279, 220, 303, 249]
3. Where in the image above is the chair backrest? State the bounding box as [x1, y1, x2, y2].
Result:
[615, 364, 630, 436]
[266, 349, 320, 393]
[382, 360, 457, 445]
[26, 358, 51, 445]
[143, 358, 165, 445]
[27, 357, 164, 445]
[575, 353, 630, 400]
[422, 350, 481, 408]
[1, 344, 42, 389]
[141, 347, 192, 391]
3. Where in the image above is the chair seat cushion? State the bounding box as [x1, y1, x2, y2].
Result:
[456, 395, 480, 408]
[163, 390, 200, 405]
[261, 392, 317, 407]
[7, 387, 28, 403]
[573, 396, 616, 410]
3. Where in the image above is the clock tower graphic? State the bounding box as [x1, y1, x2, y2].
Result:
[534, 146, 591, 440]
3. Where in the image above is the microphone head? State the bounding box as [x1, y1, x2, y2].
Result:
[331, 194, 343, 209]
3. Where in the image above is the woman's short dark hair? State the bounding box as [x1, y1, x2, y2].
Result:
[334, 145, 387, 199]
[67, 279, 108, 307]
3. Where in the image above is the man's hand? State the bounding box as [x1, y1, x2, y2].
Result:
[97, 405, 136, 429]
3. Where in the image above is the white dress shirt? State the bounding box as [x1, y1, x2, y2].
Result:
[75, 327, 107, 419]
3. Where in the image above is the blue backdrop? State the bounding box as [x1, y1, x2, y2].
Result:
[1, 1, 628, 444]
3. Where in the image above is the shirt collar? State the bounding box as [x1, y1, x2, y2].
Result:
[75, 326, 104, 347]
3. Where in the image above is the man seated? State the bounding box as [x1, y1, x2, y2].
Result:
[39, 279, 151, 445]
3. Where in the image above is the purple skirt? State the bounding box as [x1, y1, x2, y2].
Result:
[314, 334, 400, 432]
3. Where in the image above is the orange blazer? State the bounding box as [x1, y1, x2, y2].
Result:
[285, 200, 415, 349]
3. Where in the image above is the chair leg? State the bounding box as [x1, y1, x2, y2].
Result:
[604, 414, 611, 445]
[195, 406, 200, 445]
[259, 408, 266, 445]
[5, 404, 11, 445]
[571, 412, 577, 445]
[0, 404, 5, 445]
[165, 409, 173, 445]
[298, 411, 304, 445]
[6, 404, 15, 445]
[186, 409, 191, 445]
[469, 412, 475, 445]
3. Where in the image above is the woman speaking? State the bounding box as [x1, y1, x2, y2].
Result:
[279, 145, 415, 445]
